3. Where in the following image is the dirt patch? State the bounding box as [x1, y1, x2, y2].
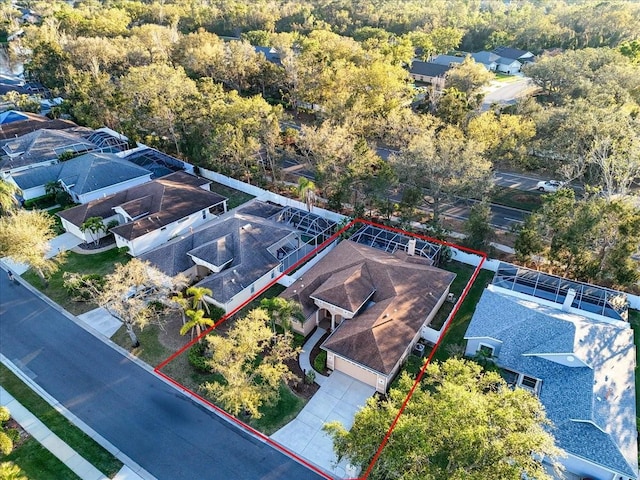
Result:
[157, 311, 192, 351]
[285, 357, 319, 400]
[76, 236, 117, 251]
[6, 418, 29, 450]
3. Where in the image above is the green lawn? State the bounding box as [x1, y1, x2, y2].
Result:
[493, 72, 521, 83]
[0, 364, 123, 477]
[208, 182, 255, 210]
[433, 269, 494, 363]
[489, 186, 543, 212]
[248, 383, 305, 435]
[22, 249, 130, 315]
[111, 323, 175, 368]
[430, 260, 475, 330]
[2, 438, 82, 480]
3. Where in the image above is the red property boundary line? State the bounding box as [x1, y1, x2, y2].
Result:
[154, 218, 487, 479]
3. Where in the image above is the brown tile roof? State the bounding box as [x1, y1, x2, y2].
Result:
[282, 240, 456, 375]
[310, 263, 375, 313]
[59, 172, 225, 239]
[0, 113, 78, 141]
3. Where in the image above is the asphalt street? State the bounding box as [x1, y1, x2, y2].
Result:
[0, 275, 324, 480]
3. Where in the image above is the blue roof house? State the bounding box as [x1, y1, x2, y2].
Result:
[464, 285, 638, 480]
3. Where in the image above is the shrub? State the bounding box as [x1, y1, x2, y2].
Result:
[313, 350, 327, 372]
[63, 273, 104, 301]
[188, 343, 210, 372]
[208, 306, 226, 323]
[305, 370, 316, 384]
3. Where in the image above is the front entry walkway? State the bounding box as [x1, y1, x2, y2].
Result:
[271, 371, 374, 478]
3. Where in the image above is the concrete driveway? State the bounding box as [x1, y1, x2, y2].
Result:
[271, 371, 375, 478]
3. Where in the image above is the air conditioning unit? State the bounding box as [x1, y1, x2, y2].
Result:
[412, 343, 425, 358]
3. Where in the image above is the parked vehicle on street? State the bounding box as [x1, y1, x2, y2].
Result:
[536, 180, 565, 192]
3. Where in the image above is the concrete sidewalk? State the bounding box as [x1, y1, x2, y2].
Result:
[1, 386, 108, 480]
[0, 387, 146, 480]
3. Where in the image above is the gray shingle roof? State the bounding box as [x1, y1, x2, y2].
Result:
[11, 152, 151, 196]
[465, 287, 638, 478]
[1, 128, 95, 169]
[429, 54, 465, 66]
[409, 61, 451, 77]
[140, 213, 298, 305]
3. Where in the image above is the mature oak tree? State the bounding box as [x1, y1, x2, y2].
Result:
[325, 358, 563, 480]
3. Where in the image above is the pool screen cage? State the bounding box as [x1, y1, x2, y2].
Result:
[85, 130, 132, 153]
[349, 224, 443, 264]
[492, 262, 629, 322]
[124, 148, 187, 178]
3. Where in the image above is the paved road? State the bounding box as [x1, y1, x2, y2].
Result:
[0, 276, 324, 480]
[482, 78, 536, 110]
[493, 171, 543, 191]
[440, 198, 528, 230]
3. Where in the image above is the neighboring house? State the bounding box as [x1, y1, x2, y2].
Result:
[0, 112, 77, 143]
[254, 46, 281, 65]
[470, 51, 500, 71]
[464, 282, 638, 480]
[8, 152, 152, 203]
[123, 146, 195, 177]
[429, 54, 466, 68]
[0, 127, 95, 176]
[496, 56, 522, 74]
[140, 211, 303, 314]
[492, 46, 535, 64]
[409, 61, 451, 90]
[281, 240, 456, 392]
[58, 172, 227, 251]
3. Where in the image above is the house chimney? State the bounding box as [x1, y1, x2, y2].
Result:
[562, 288, 576, 312]
[407, 239, 416, 256]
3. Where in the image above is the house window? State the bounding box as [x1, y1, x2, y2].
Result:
[478, 344, 494, 358]
[521, 375, 539, 390]
[160, 227, 167, 231]
[251, 285, 255, 294]
[271, 270, 275, 279]
[202, 210, 206, 219]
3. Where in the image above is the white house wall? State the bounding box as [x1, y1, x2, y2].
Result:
[223, 265, 283, 314]
[20, 184, 46, 201]
[75, 174, 152, 204]
[558, 451, 623, 480]
[60, 217, 89, 243]
[116, 208, 217, 256]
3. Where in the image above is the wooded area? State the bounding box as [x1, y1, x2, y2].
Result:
[1, 0, 638, 289]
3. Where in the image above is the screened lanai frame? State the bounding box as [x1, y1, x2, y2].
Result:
[492, 262, 629, 321]
[266, 206, 338, 270]
[349, 224, 442, 264]
[85, 130, 131, 153]
[124, 147, 187, 178]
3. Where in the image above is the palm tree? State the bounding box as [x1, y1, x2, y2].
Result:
[260, 297, 305, 334]
[0, 179, 20, 215]
[186, 286, 212, 314]
[297, 177, 317, 212]
[179, 309, 214, 342]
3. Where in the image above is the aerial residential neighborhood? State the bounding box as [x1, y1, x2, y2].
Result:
[0, 1, 639, 480]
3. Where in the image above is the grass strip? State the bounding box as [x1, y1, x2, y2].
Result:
[489, 186, 543, 212]
[0, 363, 123, 477]
[2, 437, 82, 480]
[22, 249, 130, 315]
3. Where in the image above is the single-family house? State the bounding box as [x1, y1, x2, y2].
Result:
[470, 51, 500, 71]
[58, 172, 227, 252]
[409, 61, 451, 90]
[496, 56, 522, 74]
[464, 283, 638, 480]
[429, 54, 465, 68]
[0, 127, 95, 176]
[8, 152, 152, 203]
[492, 46, 535, 64]
[254, 46, 281, 65]
[281, 240, 456, 392]
[139, 211, 303, 314]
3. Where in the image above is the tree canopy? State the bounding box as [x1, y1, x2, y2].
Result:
[325, 358, 563, 480]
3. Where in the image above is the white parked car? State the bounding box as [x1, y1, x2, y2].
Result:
[536, 180, 565, 192]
